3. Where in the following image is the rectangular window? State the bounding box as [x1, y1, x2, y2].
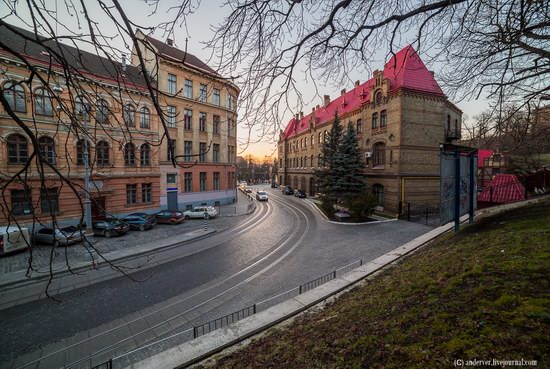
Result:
[200, 172, 207, 191]
[184, 173, 192, 192]
[199, 84, 207, 102]
[372, 113, 378, 129]
[227, 118, 233, 136]
[227, 94, 235, 110]
[126, 184, 137, 205]
[184, 109, 193, 130]
[167, 74, 177, 95]
[184, 79, 193, 98]
[199, 112, 207, 132]
[199, 142, 207, 162]
[213, 89, 220, 105]
[11, 189, 32, 216]
[228, 145, 235, 163]
[213, 115, 220, 134]
[213, 172, 220, 190]
[40, 188, 59, 214]
[380, 110, 387, 128]
[166, 173, 177, 184]
[167, 139, 176, 161]
[184, 141, 193, 162]
[213, 144, 220, 162]
[167, 106, 176, 128]
[142, 183, 152, 203]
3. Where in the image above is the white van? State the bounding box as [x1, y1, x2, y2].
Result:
[0, 226, 30, 256]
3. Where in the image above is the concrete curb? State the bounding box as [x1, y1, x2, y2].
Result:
[304, 198, 396, 225]
[0, 228, 218, 289]
[125, 214, 469, 369]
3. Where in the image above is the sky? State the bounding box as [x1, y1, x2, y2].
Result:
[1, 0, 487, 159]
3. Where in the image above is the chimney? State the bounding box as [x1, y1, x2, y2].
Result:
[295, 113, 299, 120]
[355, 80, 360, 87]
[300, 111, 304, 121]
[324, 95, 330, 107]
[311, 107, 315, 114]
[316, 105, 320, 110]
[341, 89, 346, 96]
[167, 38, 173, 46]
[121, 54, 126, 71]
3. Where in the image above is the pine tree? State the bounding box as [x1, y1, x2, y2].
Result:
[332, 123, 367, 203]
[314, 110, 343, 201]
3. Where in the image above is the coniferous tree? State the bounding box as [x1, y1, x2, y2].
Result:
[333, 123, 367, 203]
[314, 110, 343, 202]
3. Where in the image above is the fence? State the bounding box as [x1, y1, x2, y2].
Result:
[93, 258, 367, 369]
[401, 203, 441, 226]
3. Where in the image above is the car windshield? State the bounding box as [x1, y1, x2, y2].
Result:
[60, 226, 78, 233]
[258, 191, 266, 195]
[109, 220, 123, 226]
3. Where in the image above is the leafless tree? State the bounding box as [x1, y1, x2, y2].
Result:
[206, 0, 549, 143]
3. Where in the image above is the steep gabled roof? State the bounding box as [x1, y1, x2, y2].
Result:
[0, 23, 147, 87]
[477, 150, 494, 168]
[478, 174, 526, 203]
[143, 35, 219, 76]
[283, 45, 445, 139]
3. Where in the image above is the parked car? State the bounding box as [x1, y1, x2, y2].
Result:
[155, 210, 185, 225]
[282, 186, 294, 195]
[92, 219, 130, 238]
[33, 225, 83, 246]
[294, 189, 307, 198]
[121, 213, 156, 231]
[256, 191, 269, 201]
[245, 187, 253, 193]
[183, 206, 218, 219]
[0, 226, 30, 255]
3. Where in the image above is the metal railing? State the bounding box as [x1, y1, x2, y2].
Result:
[65, 258, 369, 369]
[193, 305, 256, 338]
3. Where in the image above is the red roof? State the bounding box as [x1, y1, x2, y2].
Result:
[477, 150, 494, 168]
[478, 174, 526, 203]
[283, 45, 445, 139]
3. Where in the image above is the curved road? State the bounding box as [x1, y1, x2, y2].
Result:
[0, 187, 432, 368]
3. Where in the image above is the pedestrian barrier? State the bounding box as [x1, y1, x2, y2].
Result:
[64, 258, 367, 369]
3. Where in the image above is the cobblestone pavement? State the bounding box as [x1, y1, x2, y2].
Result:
[0, 195, 254, 278]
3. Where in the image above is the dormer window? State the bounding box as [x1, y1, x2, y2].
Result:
[376, 91, 383, 105]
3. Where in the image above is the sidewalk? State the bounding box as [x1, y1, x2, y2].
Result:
[0, 191, 255, 304]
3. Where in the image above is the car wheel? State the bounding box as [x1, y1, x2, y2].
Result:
[52, 239, 60, 248]
[184, 215, 190, 220]
[139, 225, 145, 231]
[104, 230, 112, 238]
[170, 220, 176, 225]
[204, 213, 211, 220]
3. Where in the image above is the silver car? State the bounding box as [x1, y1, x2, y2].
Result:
[256, 191, 268, 201]
[183, 206, 218, 219]
[33, 226, 83, 246]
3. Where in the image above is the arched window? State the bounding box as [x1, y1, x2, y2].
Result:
[356, 119, 363, 133]
[124, 143, 136, 166]
[380, 110, 387, 128]
[304, 156, 307, 167]
[124, 104, 135, 127]
[7, 134, 28, 164]
[376, 91, 383, 105]
[96, 99, 109, 124]
[75, 96, 90, 121]
[317, 154, 321, 167]
[140, 143, 151, 166]
[372, 113, 379, 129]
[311, 155, 314, 168]
[311, 134, 314, 146]
[140, 107, 150, 129]
[96, 141, 110, 166]
[38, 136, 56, 164]
[300, 157, 303, 167]
[373, 142, 385, 167]
[318, 132, 322, 143]
[372, 184, 384, 206]
[3, 82, 26, 112]
[76, 140, 90, 165]
[447, 114, 451, 132]
[34, 87, 53, 116]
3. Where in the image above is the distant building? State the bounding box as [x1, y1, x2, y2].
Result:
[277, 46, 462, 214]
[132, 32, 240, 210]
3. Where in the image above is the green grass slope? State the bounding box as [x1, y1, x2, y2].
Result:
[198, 199, 550, 369]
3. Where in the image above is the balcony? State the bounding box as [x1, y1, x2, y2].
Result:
[445, 127, 461, 142]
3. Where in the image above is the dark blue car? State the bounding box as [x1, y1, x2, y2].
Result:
[121, 213, 156, 231]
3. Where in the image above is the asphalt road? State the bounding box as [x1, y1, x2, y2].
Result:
[0, 187, 432, 368]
